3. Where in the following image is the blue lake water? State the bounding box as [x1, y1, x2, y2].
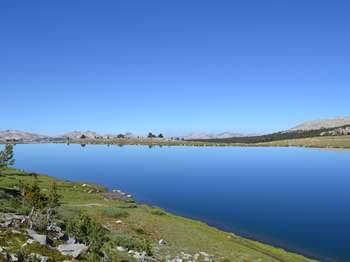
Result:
[11, 144, 350, 261]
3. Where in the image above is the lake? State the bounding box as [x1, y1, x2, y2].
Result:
[11, 144, 350, 261]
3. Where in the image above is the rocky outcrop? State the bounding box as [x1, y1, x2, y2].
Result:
[321, 126, 350, 136]
[27, 229, 47, 245]
[0, 130, 47, 142]
[0, 213, 27, 228]
[289, 117, 350, 131]
[57, 243, 88, 258]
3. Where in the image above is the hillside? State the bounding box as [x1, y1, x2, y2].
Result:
[0, 130, 47, 142]
[189, 117, 350, 144]
[288, 117, 350, 131]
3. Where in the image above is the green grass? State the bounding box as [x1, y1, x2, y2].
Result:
[0, 168, 318, 261]
[255, 135, 350, 149]
[102, 206, 129, 218]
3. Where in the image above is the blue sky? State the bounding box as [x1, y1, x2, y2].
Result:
[1, 0, 349, 135]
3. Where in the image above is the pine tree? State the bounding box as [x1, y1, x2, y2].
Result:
[0, 144, 15, 169]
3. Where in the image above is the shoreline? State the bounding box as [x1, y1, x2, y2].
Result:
[0, 168, 317, 261]
[1, 135, 350, 149]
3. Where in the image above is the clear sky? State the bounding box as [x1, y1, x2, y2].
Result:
[1, 0, 349, 136]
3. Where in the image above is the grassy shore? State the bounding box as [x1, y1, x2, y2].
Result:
[255, 135, 350, 149]
[0, 168, 317, 261]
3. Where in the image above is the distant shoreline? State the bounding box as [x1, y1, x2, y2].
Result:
[1, 135, 350, 149]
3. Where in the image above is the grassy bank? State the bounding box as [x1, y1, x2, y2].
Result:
[0, 168, 317, 261]
[255, 135, 350, 149]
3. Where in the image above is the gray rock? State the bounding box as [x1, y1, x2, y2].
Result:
[66, 237, 76, 244]
[0, 221, 12, 228]
[9, 253, 18, 261]
[159, 239, 167, 245]
[26, 229, 47, 245]
[57, 243, 88, 258]
[47, 224, 65, 239]
[117, 246, 127, 252]
[29, 253, 48, 262]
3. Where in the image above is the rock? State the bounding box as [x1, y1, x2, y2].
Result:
[115, 220, 123, 224]
[67, 237, 76, 244]
[0, 213, 28, 229]
[199, 252, 210, 257]
[117, 246, 127, 252]
[27, 239, 34, 244]
[9, 253, 18, 261]
[47, 224, 65, 239]
[27, 229, 47, 245]
[29, 253, 48, 262]
[159, 239, 167, 245]
[133, 251, 147, 261]
[126, 194, 132, 198]
[0, 221, 12, 228]
[82, 184, 87, 187]
[57, 243, 88, 258]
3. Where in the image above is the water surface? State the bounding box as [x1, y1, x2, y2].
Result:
[12, 144, 350, 261]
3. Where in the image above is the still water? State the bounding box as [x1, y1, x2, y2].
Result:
[12, 144, 350, 261]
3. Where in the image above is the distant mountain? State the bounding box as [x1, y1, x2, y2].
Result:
[60, 131, 100, 139]
[182, 132, 255, 140]
[59, 131, 137, 140]
[288, 117, 350, 132]
[0, 130, 47, 141]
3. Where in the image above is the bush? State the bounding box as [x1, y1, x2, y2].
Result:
[150, 207, 166, 216]
[102, 207, 129, 218]
[112, 233, 153, 255]
[112, 234, 141, 250]
[67, 212, 109, 254]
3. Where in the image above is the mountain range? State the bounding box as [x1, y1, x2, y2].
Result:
[1, 117, 350, 142]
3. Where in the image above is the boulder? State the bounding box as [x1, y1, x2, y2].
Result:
[158, 239, 167, 245]
[57, 243, 88, 258]
[66, 237, 76, 244]
[47, 224, 65, 239]
[117, 246, 127, 252]
[28, 253, 48, 262]
[27, 229, 47, 245]
[9, 253, 18, 261]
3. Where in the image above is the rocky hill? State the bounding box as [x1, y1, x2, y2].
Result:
[0, 130, 47, 142]
[182, 132, 254, 140]
[60, 130, 100, 139]
[289, 117, 350, 131]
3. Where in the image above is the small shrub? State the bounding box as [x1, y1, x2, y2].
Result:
[112, 235, 153, 256]
[67, 212, 109, 254]
[112, 234, 142, 250]
[151, 207, 166, 216]
[119, 203, 138, 209]
[103, 207, 129, 218]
